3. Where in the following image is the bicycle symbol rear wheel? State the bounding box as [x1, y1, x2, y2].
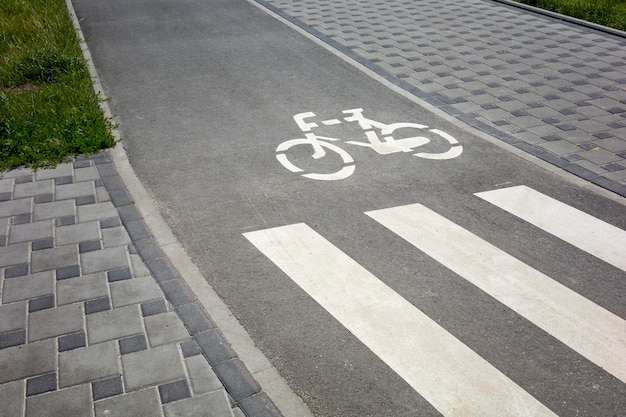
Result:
[276, 139, 355, 181]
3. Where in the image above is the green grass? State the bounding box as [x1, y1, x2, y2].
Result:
[0, 0, 115, 171]
[518, 0, 626, 31]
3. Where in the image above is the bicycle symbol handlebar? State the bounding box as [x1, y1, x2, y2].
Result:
[276, 108, 463, 181]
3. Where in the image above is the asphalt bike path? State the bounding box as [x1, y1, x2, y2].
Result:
[71, 0, 626, 415]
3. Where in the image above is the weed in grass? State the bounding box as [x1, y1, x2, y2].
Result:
[0, 0, 115, 171]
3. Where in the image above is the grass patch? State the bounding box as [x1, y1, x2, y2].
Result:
[518, 0, 626, 31]
[0, 0, 115, 171]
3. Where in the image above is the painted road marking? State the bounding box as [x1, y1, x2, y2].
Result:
[321, 118, 342, 126]
[244, 223, 557, 417]
[475, 185, 626, 272]
[367, 203, 626, 384]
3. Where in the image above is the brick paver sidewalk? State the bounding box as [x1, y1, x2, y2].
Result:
[257, 0, 626, 197]
[0, 152, 279, 417]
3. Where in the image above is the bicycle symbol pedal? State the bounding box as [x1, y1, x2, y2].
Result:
[276, 108, 463, 181]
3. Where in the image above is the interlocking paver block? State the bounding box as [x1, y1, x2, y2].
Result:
[57, 272, 109, 305]
[26, 371, 57, 396]
[8, 220, 53, 244]
[59, 341, 119, 388]
[163, 391, 234, 417]
[33, 200, 75, 221]
[95, 387, 162, 417]
[0, 380, 25, 416]
[119, 334, 148, 354]
[55, 182, 94, 201]
[0, 178, 13, 193]
[74, 166, 100, 182]
[0, 301, 27, 333]
[214, 359, 261, 402]
[102, 226, 131, 248]
[110, 275, 163, 307]
[176, 302, 214, 335]
[58, 331, 87, 352]
[25, 384, 92, 417]
[121, 344, 186, 390]
[56, 221, 100, 246]
[87, 305, 143, 344]
[2, 271, 54, 303]
[29, 303, 84, 342]
[31, 245, 79, 273]
[185, 355, 223, 395]
[0, 198, 31, 219]
[14, 180, 53, 199]
[77, 201, 117, 222]
[92, 375, 124, 400]
[81, 246, 128, 274]
[0, 242, 29, 268]
[34, 163, 73, 180]
[144, 312, 189, 347]
[141, 299, 168, 317]
[0, 339, 56, 383]
[158, 379, 191, 404]
[0, 329, 26, 349]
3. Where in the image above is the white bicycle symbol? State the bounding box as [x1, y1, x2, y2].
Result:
[276, 108, 463, 181]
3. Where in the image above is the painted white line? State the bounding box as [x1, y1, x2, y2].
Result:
[322, 119, 342, 126]
[367, 204, 626, 384]
[244, 223, 557, 417]
[475, 185, 626, 271]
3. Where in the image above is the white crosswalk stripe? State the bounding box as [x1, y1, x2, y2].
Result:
[475, 185, 626, 272]
[244, 185, 626, 417]
[244, 223, 557, 417]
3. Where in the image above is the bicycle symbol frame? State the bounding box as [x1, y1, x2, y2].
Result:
[276, 108, 463, 181]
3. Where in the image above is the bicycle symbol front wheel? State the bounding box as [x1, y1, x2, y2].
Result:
[276, 139, 355, 181]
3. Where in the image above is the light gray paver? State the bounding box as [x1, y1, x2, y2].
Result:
[95, 387, 163, 417]
[29, 303, 84, 342]
[56, 221, 100, 246]
[31, 245, 79, 273]
[0, 198, 31, 219]
[77, 202, 117, 222]
[8, 220, 53, 244]
[87, 304, 144, 344]
[55, 182, 94, 200]
[144, 312, 189, 346]
[34, 163, 73, 180]
[59, 342, 119, 388]
[102, 226, 131, 248]
[163, 391, 234, 417]
[81, 246, 128, 274]
[121, 344, 186, 390]
[185, 355, 224, 395]
[0, 339, 56, 383]
[0, 178, 13, 194]
[110, 275, 163, 307]
[32, 200, 75, 221]
[0, 380, 25, 417]
[13, 180, 53, 199]
[74, 166, 100, 182]
[25, 384, 93, 417]
[2, 271, 54, 303]
[57, 272, 109, 305]
[0, 301, 27, 333]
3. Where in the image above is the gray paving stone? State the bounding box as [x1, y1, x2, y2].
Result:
[537, 140, 582, 156]
[0, 178, 13, 193]
[0, 380, 25, 416]
[0, 339, 56, 383]
[59, 341, 119, 388]
[33, 200, 75, 221]
[77, 202, 118, 222]
[34, 164, 73, 180]
[185, 355, 224, 395]
[87, 305, 144, 344]
[107, 267, 132, 282]
[56, 221, 100, 246]
[102, 226, 131, 248]
[0, 301, 27, 333]
[26, 371, 57, 396]
[26, 384, 92, 417]
[57, 272, 109, 305]
[0, 243, 30, 268]
[121, 344, 186, 390]
[95, 387, 162, 417]
[110, 275, 163, 307]
[29, 303, 84, 342]
[158, 379, 191, 404]
[0, 328, 26, 349]
[28, 294, 55, 312]
[31, 245, 79, 273]
[4, 261, 29, 278]
[144, 312, 189, 347]
[119, 334, 148, 354]
[14, 180, 53, 199]
[2, 271, 54, 303]
[130, 253, 151, 278]
[58, 331, 87, 352]
[92, 375, 124, 400]
[81, 246, 128, 274]
[0, 198, 31, 219]
[8, 220, 53, 244]
[176, 302, 214, 335]
[55, 182, 94, 201]
[74, 166, 100, 182]
[163, 391, 234, 417]
[214, 358, 261, 402]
